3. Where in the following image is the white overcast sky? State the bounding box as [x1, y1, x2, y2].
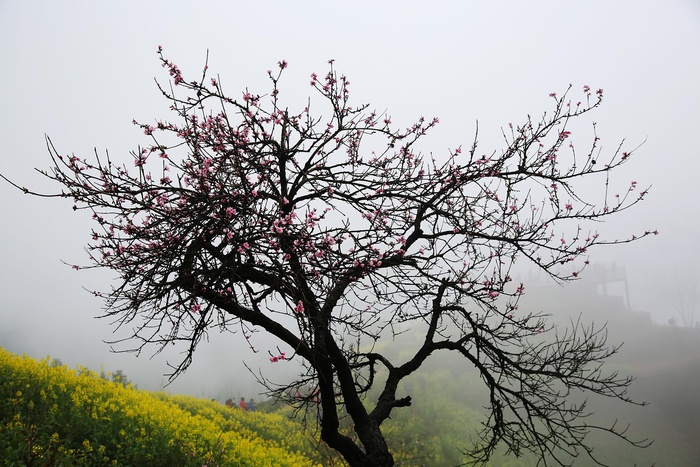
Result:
[1, 1, 699, 396]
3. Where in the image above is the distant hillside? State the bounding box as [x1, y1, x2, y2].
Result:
[366, 279, 700, 466]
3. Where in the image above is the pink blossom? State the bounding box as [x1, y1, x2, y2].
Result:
[294, 301, 304, 313]
[270, 351, 286, 363]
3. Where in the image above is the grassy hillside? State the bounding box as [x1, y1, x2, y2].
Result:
[0, 347, 321, 466]
[3, 313, 698, 467]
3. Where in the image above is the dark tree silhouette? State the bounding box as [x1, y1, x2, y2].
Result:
[3, 48, 657, 466]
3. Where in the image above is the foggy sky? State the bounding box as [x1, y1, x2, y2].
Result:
[1, 1, 698, 397]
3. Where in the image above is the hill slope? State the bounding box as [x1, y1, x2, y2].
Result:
[0, 347, 321, 466]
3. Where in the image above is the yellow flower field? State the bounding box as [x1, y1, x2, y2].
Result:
[0, 347, 322, 466]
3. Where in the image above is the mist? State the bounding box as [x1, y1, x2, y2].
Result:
[1, 2, 699, 462]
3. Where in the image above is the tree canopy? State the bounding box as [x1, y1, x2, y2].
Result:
[4, 48, 656, 466]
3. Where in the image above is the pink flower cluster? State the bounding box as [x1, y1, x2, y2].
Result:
[158, 51, 184, 85]
[270, 351, 286, 363]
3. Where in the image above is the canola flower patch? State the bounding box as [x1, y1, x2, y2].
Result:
[0, 347, 320, 466]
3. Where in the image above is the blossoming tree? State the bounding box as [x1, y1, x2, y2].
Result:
[5, 48, 656, 466]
